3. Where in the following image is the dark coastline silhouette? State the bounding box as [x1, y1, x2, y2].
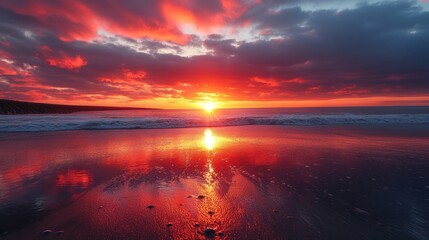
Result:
[0, 99, 158, 114]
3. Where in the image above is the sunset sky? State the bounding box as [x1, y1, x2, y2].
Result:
[0, 0, 429, 108]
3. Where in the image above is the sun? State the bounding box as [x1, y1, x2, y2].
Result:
[202, 101, 216, 112]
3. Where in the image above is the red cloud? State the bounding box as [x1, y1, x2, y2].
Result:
[47, 55, 87, 70]
[251, 77, 280, 87]
[0, 60, 17, 75]
[0, 0, 257, 44]
[161, 0, 257, 32]
[38, 46, 87, 70]
[0, 0, 219, 44]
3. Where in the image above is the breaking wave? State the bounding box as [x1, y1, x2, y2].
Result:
[0, 113, 428, 132]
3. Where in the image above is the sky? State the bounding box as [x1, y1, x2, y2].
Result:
[0, 0, 429, 109]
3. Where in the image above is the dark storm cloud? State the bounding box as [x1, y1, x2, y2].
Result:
[231, 1, 429, 98]
[204, 39, 237, 55]
[238, 5, 309, 31]
[0, 0, 428, 103]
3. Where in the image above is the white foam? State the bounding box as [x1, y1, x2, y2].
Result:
[0, 113, 428, 132]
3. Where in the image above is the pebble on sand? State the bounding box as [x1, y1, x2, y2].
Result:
[208, 211, 215, 215]
[218, 231, 225, 237]
[203, 228, 216, 236]
[194, 223, 201, 227]
[54, 231, 64, 235]
[166, 223, 173, 227]
[197, 195, 205, 199]
[147, 205, 155, 209]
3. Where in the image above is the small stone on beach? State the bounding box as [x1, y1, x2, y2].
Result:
[208, 211, 215, 215]
[147, 205, 155, 209]
[203, 228, 216, 236]
[197, 195, 205, 199]
[54, 231, 64, 235]
[166, 223, 173, 227]
[194, 223, 200, 227]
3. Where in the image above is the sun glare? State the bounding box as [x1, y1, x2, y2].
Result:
[202, 101, 216, 112]
[204, 129, 216, 151]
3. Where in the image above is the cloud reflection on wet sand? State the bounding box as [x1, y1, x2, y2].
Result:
[0, 126, 428, 239]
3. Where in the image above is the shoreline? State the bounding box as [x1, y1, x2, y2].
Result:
[1, 122, 429, 135]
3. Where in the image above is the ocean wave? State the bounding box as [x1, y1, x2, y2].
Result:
[0, 113, 428, 132]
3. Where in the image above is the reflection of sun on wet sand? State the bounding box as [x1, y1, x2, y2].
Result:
[201, 128, 220, 234]
[203, 128, 216, 151]
[1, 126, 429, 239]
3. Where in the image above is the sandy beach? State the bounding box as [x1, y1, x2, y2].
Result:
[0, 125, 428, 239]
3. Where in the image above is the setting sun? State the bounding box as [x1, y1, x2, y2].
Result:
[202, 101, 216, 112]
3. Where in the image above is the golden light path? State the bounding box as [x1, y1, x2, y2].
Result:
[203, 129, 216, 151]
[202, 128, 217, 199]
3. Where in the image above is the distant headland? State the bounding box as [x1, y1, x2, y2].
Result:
[0, 99, 159, 114]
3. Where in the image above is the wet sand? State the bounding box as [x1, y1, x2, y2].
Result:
[0, 125, 428, 239]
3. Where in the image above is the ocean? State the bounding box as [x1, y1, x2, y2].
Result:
[0, 106, 428, 239]
[0, 106, 428, 132]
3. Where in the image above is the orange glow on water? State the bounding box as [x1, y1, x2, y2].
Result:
[203, 129, 216, 151]
[56, 170, 91, 188]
